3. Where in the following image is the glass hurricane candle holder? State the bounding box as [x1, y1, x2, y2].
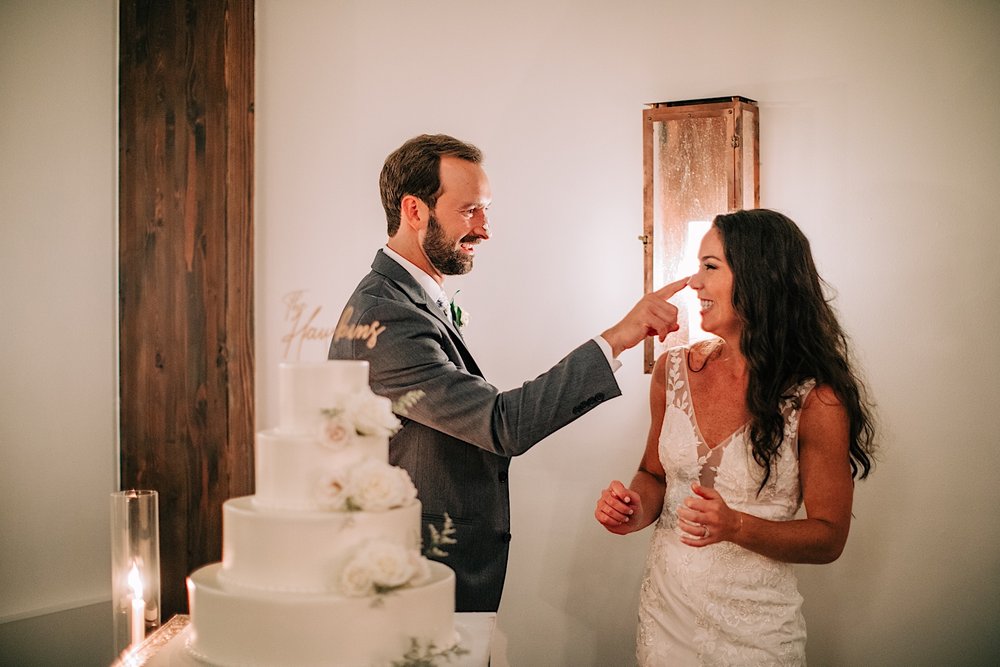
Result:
[110, 489, 160, 656]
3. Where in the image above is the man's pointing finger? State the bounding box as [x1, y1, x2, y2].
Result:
[653, 276, 690, 299]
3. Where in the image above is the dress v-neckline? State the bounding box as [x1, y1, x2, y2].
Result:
[679, 349, 747, 452]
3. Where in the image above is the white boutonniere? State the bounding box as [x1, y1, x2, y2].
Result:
[449, 291, 469, 329]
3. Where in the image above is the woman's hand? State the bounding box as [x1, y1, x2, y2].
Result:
[595, 480, 642, 535]
[675, 483, 743, 546]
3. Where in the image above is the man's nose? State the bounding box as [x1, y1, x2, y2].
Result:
[474, 212, 490, 239]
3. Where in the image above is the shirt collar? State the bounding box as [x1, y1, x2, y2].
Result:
[382, 245, 448, 306]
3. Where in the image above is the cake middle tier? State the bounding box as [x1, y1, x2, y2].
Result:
[221, 496, 423, 593]
[254, 428, 391, 511]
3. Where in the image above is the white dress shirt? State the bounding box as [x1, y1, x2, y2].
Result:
[383, 246, 452, 321]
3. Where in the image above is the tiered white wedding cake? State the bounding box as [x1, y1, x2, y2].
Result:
[185, 361, 458, 666]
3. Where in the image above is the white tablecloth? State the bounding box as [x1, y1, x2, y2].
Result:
[113, 612, 496, 666]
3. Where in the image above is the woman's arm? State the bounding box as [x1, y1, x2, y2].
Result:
[676, 384, 855, 563]
[595, 353, 669, 535]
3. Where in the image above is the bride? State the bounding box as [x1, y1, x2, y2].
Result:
[595, 209, 877, 665]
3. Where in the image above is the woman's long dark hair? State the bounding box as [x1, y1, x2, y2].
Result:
[712, 209, 876, 488]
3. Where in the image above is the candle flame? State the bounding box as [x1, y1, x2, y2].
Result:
[127, 563, 144, 600]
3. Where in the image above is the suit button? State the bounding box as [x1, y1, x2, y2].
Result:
[501, 532, 512, 543]
[498, 471, 508, 482]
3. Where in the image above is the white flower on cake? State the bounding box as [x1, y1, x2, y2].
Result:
[318, 460, 417, 512]
[317, 413, 353, 450]
[368, 542, 416, 589]
[316, 469, 351, 509]
[318, 394, 402, 449]
[351, 394, 401, 436]
[339, 556, 375, 597]
[347, 459, 417, 512]
[340, 541, 430, 597]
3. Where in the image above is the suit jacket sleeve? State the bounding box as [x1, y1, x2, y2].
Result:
[331, 286, 622, 458]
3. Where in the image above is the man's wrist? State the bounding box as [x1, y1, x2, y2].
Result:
[594, 334, 623, 372]
[599, 330, 626, 359]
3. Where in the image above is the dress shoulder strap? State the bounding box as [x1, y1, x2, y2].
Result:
[776, 378, 817, 457]
[780, 377, 817, 417]
[662, 345, 693, 414]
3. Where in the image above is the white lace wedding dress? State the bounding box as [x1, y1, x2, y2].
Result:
[636, 346, 813, 666]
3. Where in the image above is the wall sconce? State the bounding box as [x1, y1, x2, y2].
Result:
[641, 96, 760, 372]
[110, 490, 161, 658]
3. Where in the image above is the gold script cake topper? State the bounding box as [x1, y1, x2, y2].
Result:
[333, 306, 385, 350]
[281, 290, 337, 360]
[281, 290, 386, 360]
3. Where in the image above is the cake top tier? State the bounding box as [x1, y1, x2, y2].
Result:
[277, 361, 373, 433]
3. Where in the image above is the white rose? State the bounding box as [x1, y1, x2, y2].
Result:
[360, 541, 415, 589]
[316, 471, 350, 510]
[351, 395, 401, 437]
[339, 559, 374, 597]
[348, 459, 416, 511]
[317, 413, 352, 450]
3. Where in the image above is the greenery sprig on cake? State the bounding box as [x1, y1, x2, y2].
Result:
[425, 514, 457, 558]
[392, 637, 470, 667]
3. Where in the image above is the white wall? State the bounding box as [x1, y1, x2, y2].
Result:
[0, 0, 118, 623]
[2, 1, 997, 665]
[256, 1, 999, 665]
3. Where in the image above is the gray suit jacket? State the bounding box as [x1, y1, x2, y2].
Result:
[328, 250, 621, 611]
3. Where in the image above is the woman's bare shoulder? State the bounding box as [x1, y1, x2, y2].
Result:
[803, 383, 844, 410]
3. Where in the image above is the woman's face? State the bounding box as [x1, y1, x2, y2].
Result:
[689, 226, 740, 340]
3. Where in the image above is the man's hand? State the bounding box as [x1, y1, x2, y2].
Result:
[600, 277, 689, 358]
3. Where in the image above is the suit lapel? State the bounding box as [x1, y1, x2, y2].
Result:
[371, 250, 476, 363]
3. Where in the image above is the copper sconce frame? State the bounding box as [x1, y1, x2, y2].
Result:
[641, 96, 760, 373]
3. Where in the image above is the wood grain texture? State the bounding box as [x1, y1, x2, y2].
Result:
[119, 0, 254, 617]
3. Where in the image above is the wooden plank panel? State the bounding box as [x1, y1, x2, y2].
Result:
[119, 0, 254, 618]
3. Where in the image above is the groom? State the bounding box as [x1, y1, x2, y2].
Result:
[329, 134, 685, 612]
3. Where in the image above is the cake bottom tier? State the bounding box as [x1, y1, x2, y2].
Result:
[186, 561, 457, 667]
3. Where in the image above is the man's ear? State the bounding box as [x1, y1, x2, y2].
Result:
[400, 194, 429, 230]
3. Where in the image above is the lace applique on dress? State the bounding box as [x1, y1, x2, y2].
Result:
[636, 345, 813, 666]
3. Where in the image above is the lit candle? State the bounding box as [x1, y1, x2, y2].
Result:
[127, 563, 145, 649]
